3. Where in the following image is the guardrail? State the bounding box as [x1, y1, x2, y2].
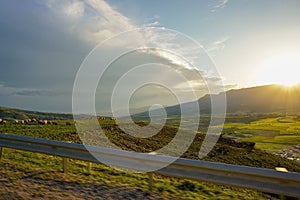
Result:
[0, 133, 300, 198]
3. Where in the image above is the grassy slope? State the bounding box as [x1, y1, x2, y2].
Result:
[1, 119, 299, 171]
[0, 120, 300, 199]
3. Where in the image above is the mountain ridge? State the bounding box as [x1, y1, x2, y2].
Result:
[133, 84, 300, 119]
[2, 84, 300, 120]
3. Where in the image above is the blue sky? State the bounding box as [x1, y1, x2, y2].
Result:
[1, 0, 300, 113]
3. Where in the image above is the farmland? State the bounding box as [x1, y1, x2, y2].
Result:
[222, 117, 300, 160]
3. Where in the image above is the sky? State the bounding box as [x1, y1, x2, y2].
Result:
[0, 0, 300, 113]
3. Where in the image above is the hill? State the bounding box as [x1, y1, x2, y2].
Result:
[0, 116, 299, 199]
[133, 84, 300, 120]
[181, 84, 300, 115]
[2, 84, 300, 122]
[224, 84, 300, 113]
[0, 106, 73, 121]
[1, 120, 298, 172]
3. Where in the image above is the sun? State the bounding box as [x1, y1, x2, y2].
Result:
[258, 54, 300, 87]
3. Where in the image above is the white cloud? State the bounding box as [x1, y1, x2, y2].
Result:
[144, 21, 160, 27]
[143, 15, 161, 27]
[44, 0, 136, 45]
[216, 0, 229, 8]
[207, 37, 228, 53]
[42, 0, 227, 110]
[0, 84, 62, 97]
[211, 0, 229, 12]
[42, 0, 213, 80]
[64, 1, 85, 18]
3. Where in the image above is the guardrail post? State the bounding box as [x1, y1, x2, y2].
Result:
[148, 172, 153, 191]
[87, 162, 92, 173]
[63, 157, 68, 173]
[0, 146, 3, 160]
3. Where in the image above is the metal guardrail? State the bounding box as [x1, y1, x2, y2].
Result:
[0, 133, 300, 197]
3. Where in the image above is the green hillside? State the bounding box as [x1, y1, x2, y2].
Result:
[0, 119, 299, 199]
[0, 119, 299, 172]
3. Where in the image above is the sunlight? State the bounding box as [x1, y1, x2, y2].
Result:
[258, 54, 300, 87]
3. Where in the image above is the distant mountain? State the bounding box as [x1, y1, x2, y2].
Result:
[133, 84, 300, 119]
[0, 106, 74, 121]
[223, 84, 300, 113]
[2, 84, 300, 121]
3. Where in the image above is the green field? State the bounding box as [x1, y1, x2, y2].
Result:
[222, 117, 300, 154]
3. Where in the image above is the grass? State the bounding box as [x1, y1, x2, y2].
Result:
[222, 117, 300, 152]
[0, 118, 300, 199]
[1, 149, 277, 199]
[0, 118, 299, 170]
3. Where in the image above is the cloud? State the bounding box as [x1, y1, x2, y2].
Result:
[211, 0, 229, 12]
[0, 84, 64, 97]
[43, 0, 136, 45]
[43, 0, 217, 84]
[143, 15, 161, 27]
[207, 37, 229, 53]
[216, 0, 229, 8]
[0, 83, 71, 113]
[0, 0, 228, 113]
[224, 84, 238, 90]
[64, 1, 85, 18]
[43, 0, 206, 75]
[144, 21, 160, 27]
[12, 90, 63, 97]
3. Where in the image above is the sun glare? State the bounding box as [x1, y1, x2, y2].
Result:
[258, 54, 300, 87]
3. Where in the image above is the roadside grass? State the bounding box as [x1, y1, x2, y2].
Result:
[1, 119, 300, 199]
[0, 148, 275, 199]
[1, 119, 299, 171]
